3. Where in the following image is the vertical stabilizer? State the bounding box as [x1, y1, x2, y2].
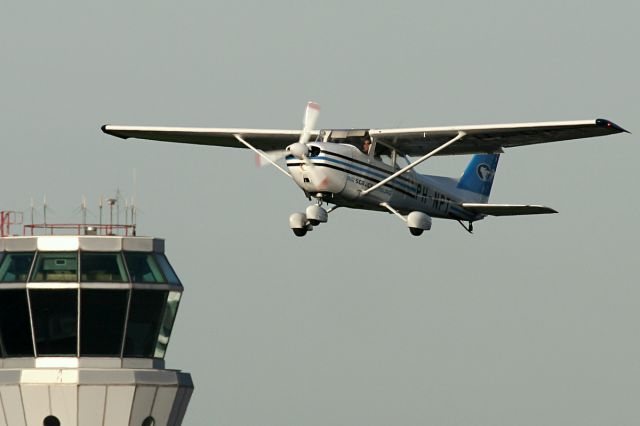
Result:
[457, 154, 500, 203]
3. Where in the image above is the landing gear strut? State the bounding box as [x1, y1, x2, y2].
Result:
[457, 220, 473, 234]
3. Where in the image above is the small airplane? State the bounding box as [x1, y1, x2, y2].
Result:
[102, 102, 628, 237]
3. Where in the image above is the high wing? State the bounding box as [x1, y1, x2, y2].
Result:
[371, 118, 628, 156]
[101, 125, 317, 151]
[103, 118, 627, 155]
[461, 203, 558, 216]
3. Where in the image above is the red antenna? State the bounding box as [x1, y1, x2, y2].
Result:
[1, 211, 24, 237]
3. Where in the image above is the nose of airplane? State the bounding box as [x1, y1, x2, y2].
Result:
[292, 159, 347, 195]
[301, 162, 330, 191]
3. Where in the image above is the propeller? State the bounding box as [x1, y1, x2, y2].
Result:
[258, 101, 330, 190]
[289, 102, 329, 190]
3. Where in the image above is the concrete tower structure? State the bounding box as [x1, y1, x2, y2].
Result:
[0, 214, 193, 426]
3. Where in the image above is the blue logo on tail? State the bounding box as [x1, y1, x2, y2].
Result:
[476, 163, 495, 182]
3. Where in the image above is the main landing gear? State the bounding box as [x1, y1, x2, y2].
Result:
[379, 202, 433, 237]
[289, 204, 329, 237]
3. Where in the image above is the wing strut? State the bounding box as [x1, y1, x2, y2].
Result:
[360, 131, 466, 196]
[234, 134, 292, 178]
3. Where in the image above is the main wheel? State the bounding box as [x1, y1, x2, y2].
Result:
[292, 228, 307, 237]
[409, 227, 423, 236]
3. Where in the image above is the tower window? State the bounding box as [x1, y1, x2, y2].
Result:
[0, 290, 34, 357]
[80, 290, 128, 356]
[80, 252, 128, 282]
[30, 252, 78, 282]
[124, 252, 166, 283]
[30, 290, 78, 356]
[123, 290, 167, 357]
[0, 252, 35, 283]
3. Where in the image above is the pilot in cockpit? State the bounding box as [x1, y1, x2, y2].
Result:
[362, 136, 372, 155]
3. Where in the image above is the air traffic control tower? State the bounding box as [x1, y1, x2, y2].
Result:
[0, 211, 193, 426]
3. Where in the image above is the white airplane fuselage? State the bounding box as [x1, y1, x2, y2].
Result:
[287, 142, 481, 222]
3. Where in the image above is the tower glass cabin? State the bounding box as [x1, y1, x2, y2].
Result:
[0, 219, 192, 426]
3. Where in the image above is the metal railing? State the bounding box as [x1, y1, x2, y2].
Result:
[22, 223, 137, 236]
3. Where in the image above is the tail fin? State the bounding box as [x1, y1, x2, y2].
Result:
[457, 154, 500, 202]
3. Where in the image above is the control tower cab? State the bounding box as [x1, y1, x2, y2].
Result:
[0, 215, 192, 426]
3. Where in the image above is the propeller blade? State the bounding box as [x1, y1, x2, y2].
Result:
[298, 101, 320, 145]
[255, 149, 287, 167]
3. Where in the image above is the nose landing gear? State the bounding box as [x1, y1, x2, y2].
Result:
[305, 204, 328, 226]
[289, 203, 329, 237]
[289, 212, 312, 237]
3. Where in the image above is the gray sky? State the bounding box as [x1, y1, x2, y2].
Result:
[2, 1, 639, 425]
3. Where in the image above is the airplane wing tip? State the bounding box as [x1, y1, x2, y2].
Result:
[101, 125, 129, 139]
[523, 205, 558, 214]
[595, 118, 630, 134]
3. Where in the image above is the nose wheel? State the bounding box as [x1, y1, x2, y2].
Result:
[289, 204, 330, 237]
[292, 227, 308, 237]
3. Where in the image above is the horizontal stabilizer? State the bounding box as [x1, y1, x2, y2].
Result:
[461, 203, 558, 216]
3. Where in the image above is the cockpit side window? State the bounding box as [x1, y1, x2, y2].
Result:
[396, 153, 410, 167]
[373, 141, 394, 166]
[325, 130, 371, 154]
[394, 153, 418, 176]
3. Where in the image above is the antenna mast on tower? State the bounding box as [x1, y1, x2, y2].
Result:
[81, 195, 87, 226]
[99, 195, 103, 227]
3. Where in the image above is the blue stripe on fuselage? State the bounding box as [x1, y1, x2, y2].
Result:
[307, 154, 417, 194]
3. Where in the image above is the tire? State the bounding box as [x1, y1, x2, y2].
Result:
[409, 227, 423, 236]
[292, 228, 307, 237]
